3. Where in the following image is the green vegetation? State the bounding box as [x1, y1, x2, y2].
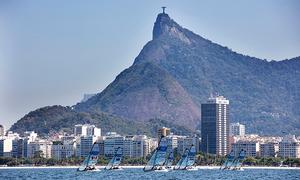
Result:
[1, 154, 299, 167]
[10, 106, 192, 137]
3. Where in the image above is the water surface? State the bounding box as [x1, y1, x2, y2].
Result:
[0, 168, 299, 180]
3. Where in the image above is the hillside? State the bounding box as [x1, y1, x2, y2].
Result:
[75, 13, 300, 135]
[9, 105, 192, 137]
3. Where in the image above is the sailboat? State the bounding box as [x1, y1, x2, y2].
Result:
[77, 142, 100, 172]
[231, 149, 246, 170]
[185, 145, 197, 170]
[220, 149, 246, 170]
[105, 147, 123, 170]
[143, 137, 168, 172]
[164, 149, 174, 170]
[220, 150, 235, 170]
[174, 144, 197, 170]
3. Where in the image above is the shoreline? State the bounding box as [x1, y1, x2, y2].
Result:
[0, 165, 299, 170]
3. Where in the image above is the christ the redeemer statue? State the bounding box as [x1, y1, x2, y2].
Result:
[162, 6, 166, 14]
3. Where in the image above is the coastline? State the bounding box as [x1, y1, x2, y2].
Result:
[0, 165, 299, 170]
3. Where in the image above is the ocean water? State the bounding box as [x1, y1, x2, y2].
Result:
[0, 168, 299, 180]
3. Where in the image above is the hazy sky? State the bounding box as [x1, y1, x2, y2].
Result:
[0, 0, 299, 129]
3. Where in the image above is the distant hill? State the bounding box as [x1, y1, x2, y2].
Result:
[11, 13, 300, 135]
[10, 105, 192, 137]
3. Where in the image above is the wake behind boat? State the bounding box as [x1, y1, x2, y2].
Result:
[143, 137, 169, 172]
[105, 147, 123, 170]
[77, 142, 100, 172]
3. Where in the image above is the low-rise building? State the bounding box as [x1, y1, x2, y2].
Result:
[177, 136, 193, 155]
[279, 135, 300, 158]
[27, 139, 52, 158]
[123, 135, 151, 158]
[104, 132, 124, 157]
[78, 136, 98, 157]
[259, 142, 279, 157]
[51, 141, 76, 160]
[231, 141, 259, 157]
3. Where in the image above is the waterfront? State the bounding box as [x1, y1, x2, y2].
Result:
[0, 167, 299, 180]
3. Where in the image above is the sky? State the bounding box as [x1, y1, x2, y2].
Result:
[0, 0, 299, 129]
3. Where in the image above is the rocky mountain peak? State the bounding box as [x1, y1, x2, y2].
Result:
[152, 13, 191, 44]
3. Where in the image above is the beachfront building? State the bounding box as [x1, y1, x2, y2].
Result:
[278, 135, 300, 158]
[177, 136, 194, 155]
[166, 134, 178, 151]
[51, 141, 76, 160]
[78, 135, 98, 157]
[104, 132, 124, 157]
[260, 142, 279, 157]
[201, 96, 230, 156]
[123, 135, 151, 158]
[0, 138, 12, 157]
[27, 139, 52, 158]
[231, 141, 259, 157]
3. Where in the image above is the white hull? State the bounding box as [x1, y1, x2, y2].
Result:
[154, 169, 169, 172]
[186, 167, 198, 171]
[78, 168, 101, 172]
[107, 167, 123, 171]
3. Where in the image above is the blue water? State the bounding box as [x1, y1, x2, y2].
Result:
[0, 168, 299, 180]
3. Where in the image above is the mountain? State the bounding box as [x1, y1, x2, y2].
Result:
[75, 13, 300, 135]
[11, 12, 300, 135]
[10, 105, 192, 137]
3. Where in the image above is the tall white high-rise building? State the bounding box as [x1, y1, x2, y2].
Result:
[0, 138, 13, 157]
[74, 124, 101, 137]
[201, 96, 230, 156]
[230, 123, 246, 136]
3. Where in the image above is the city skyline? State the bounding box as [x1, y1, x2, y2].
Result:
[1, 0, 300, 128]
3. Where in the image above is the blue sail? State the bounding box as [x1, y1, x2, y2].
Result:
[186, 145, 196, 167]
[78, 142, 100, 171]
[221, 150, 235, 170]
[232, 149, 246, 169]
[174, 148, 189, 170]
[175, 145, 196, 170]
[165, 150, 174, 167]
[105, 147, 123, 170]
[143, 137, 168, 172]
